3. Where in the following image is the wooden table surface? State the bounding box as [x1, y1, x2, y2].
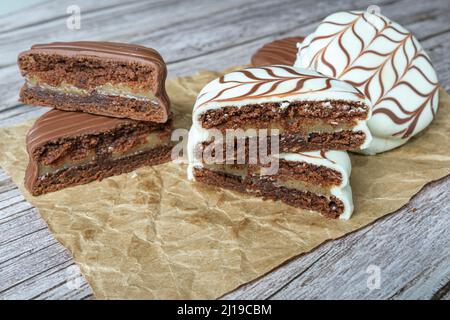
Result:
[0, 0, 449, 300]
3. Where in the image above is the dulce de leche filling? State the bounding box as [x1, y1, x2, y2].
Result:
[200, 120, 357, 136]
[26, 76, 157, 102]
[199, 100, 369, 134]
[201, 162, 342, 197]
[37, 129, 171, 177]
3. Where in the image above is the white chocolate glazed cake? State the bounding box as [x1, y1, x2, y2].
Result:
[192, 65, 372, 152]
[295, 11, 439, 154]
[187, 125, 354, 219]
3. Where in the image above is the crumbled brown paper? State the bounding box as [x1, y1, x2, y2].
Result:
[0, 70, 449, 299]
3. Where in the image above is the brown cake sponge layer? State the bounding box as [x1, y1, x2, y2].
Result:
[197, 130, 366, 155]
[199, 101, 369, 130]
[27, 144, 173, 196]
[279, 130, 366, 151]
[193, 167, 344, 219]
[274, 159, 342, 187]
[21, 84, 167, 122]
[32, 119, 172, 167]
[18, 53, 156, 90]
[201, 159, 343, 188]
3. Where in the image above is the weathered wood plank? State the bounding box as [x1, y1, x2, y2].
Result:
[33, 281, 93, 300]
[0, 177, 92, 300]
[0, 0, 268, 64]
[0, 0, 446, 68]
[0, 258, 93, 300]
[0, 242, 71, 292]
[0, 210, 48, 249]
[0, 0, 150, 34]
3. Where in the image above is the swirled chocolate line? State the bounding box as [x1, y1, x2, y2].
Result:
[197, 66, 363, 108]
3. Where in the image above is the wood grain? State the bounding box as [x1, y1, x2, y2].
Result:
[0, 0, 449, 300]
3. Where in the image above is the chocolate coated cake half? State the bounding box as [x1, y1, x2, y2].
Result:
[192, 65, 372, 153]
[251, 36, 304, 66]
[25, 109, 173, 196]
[18, 41, 170, 123]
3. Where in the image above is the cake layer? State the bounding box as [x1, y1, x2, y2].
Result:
[195, 130, 365, 156]
[21, 84, 167, 123]
[191, 167, 351, 219]
[199, 100, 368, 130]
[18, 41, 170, 122]
[192, 65, 372, 151]
[26, 109, 173, 195]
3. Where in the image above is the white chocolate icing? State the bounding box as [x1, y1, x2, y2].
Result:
[187, 125, 354, 219]
[295, 11, 439, 154]
[192, 65, 372, 149]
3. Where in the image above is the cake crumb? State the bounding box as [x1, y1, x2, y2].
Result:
[130, 172, 138, 179]
[280, 101, 290, 109]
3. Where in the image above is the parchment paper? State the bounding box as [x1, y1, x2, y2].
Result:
[0, 70, 449, 299]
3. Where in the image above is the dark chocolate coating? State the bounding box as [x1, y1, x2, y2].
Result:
[251, 37, 304, 66]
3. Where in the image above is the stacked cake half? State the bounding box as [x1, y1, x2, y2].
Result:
[18, 41, 173, 195]
[187, 65, 372, 219]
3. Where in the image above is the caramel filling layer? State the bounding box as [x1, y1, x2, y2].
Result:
[275, 177, 331, 196]
[214, 121, 356, 135]
[27, 77, 156, 101]
[38, 132, 170, 176]
[202, 164, 333, 196]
